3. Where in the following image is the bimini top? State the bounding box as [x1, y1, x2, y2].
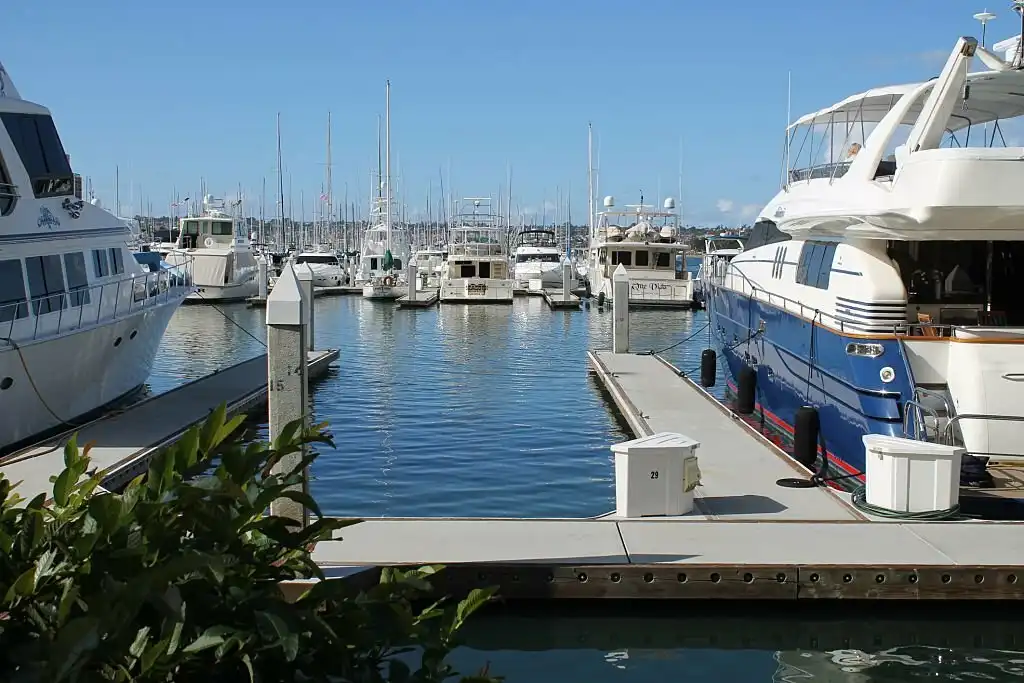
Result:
[788, 65, 1024, 133]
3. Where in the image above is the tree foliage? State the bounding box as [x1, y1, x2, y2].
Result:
[0, 404, 498, 682]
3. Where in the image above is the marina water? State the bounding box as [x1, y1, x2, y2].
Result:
[146, 261, 1024, 682]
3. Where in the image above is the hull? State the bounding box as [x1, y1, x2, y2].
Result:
[362, 283, 402, 300]
[0, 297, 181, 452]
[439, 278, 514, 303]
[187, 279, 259, 303]
[707, 282, 912, 481]
[515, 263, 563, 288]
[595, 277, 694, 309]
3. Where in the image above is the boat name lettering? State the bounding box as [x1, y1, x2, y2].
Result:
[468, 283, 487, 294]
[630, 282, 671, 292]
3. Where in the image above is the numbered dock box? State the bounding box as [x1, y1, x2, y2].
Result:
[611, 432, 701, 517]
[862, 434, 964, 513]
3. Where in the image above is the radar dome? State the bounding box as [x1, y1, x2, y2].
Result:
[474, 200, 481, 207]
[90, 197, 103, 208]
[663, 197, 675, 210]
[603, 196, 615, 207]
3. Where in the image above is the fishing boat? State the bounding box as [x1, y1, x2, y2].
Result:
[585, 195, 693, 308]
[513, 228, 564, 288]
[162, 195, 259, 303]
[0, 62, 192, 452]
[439, 198, 514, 303]
[359, 80, 408, 300]
[704, 29, 1024, 487]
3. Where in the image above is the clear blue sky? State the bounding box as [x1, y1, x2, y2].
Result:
[6, 0, 1012, 225]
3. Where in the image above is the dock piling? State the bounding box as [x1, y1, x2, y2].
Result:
[562, 261, 573, 302]
[265, 263, 311, 528]
[296, 263, 315, 352]
[407, 263, 418, 302]
[257, 255, 268, 300]
[613, 263, 629, 353]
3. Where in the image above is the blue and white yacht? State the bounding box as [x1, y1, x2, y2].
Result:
[705, 32, 1024, 488]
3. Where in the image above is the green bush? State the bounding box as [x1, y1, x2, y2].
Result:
[0, 405, 498, 682]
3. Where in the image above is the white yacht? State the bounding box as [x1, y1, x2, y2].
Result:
[586, 196, 693, 308]
[704, 31, 1024, 488]
[694, 234, 744, 308]
[359, 80, 409, 300]
[294, 246, 346, 287]
[0, 62, 191, 452]
[411, 246, 446, 289]
[439, 198, 514, 303]
[162, 195, 259, 303]
[513, 228, 564, 288]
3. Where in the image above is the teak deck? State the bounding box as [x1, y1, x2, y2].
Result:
[295, 349, 1024, 601]
[1, 349, 338, 503]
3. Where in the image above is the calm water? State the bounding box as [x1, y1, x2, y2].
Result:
[146, 265, 1023, 682]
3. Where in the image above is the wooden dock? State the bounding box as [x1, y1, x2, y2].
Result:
[0, 349, 338, 503]
[397, 288, 439, 308]
[293, 349, 1024, 601]
[541, 289, 581, 310]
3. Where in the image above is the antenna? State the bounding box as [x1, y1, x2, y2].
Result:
[974, 9, 997, 47]
[1013, 1, 1024, 67]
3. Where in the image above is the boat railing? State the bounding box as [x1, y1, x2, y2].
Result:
[0, 261, 195, 344]
[903, 399, 941, 443]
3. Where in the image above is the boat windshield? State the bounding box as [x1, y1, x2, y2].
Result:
[516, 253, 560, 263]
[295, 255, 339, 265]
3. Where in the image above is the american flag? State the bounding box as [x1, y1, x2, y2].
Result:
[320, 193, 329, 202]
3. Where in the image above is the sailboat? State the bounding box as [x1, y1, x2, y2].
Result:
[360, 80, 409, 300]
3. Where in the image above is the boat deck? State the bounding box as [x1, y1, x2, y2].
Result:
[0, 350, 338, 503]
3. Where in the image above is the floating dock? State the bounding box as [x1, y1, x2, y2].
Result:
[397, 288, 439, 308]
[247, 286, 361, 308]
[541, 289, 581, 310]
[0, 349, 338, 503]
[296, 349, 1024, 601]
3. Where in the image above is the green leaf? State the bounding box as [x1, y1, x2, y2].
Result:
[45, 615, 101, 681]
[57, 581, 80, 627]
[241, 653, 255, 682]
[199, 403, 227, 453]
[182, 625, 232, 654]
[4, 565, 36, 602]
[51, 467, 74, 508]
[87, 494, 122, 535]
[256, 609, 290, 643]
[63, 434, 79, 468]
[129, 626, 151, 658]
[454, 586, 497, 630]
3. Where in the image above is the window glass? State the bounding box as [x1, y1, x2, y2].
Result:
[93, 249, 110, 278]
[0, 259, 27, 323]
[63, 252, 91, 307]
[110, 247, 124, 275]
[656, 252, 671, 268]
[25, 255, 66, 315]
[0, 113, 74, 197]
[635, 250, 650, 267]
[212, 221, 233, 236]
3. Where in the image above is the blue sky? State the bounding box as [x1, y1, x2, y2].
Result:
[6, 0, 1015, 225]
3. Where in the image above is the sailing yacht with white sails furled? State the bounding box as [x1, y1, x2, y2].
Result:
[359, 80, 408, 300]
[0, 62, 191, 452]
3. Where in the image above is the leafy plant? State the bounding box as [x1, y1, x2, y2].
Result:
[0, 404, 498, 682]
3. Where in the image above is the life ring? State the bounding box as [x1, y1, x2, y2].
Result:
[383, 275, 396, 287]
[204, 237, 215, 248]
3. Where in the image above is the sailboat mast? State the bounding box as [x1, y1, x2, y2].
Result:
[276, 113, 285, 249]
[587, 123, 594, 243]
[385, 79, 392, 258]
[326, 111, 333, 246]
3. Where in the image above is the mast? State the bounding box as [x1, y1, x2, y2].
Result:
[587, 123, 594, 244]
[115, 165, 120, 219]
[276, 113, 285, 249]
[326, 111, 333, 246]
[385, 79, 392, 260]
[376, 116, 382, 200]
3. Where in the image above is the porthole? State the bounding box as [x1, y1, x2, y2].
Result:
[129, 330, 137, 340]
[0, 377, 12, 390]
[114, 337, 122, 347]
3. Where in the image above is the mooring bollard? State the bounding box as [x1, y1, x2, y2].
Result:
[562, 261, 573, 302]
[407, 262, 418, 302]
[296, 263, 315, 352]
[613, 263, 629, 353]
[265, 263, 310, 527]
[257, 255, 268, 300]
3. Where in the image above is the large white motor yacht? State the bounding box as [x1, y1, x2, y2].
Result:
[0, 63, 192, 452]
[513, 228, 564, 288]
[294, 246, 346, 287]
[439, 198, 514, 303]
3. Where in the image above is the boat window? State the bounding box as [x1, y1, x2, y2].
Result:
[796, 241, 836, 289]
[655, 252, 671, 268]
[635, 250, 650, 267]
[25, 255, 66, 315]
[110, 247, 125, 275]
[394, 258, 403, 270]
[459, 264, 475, 278]
[63, 252, 91, 307]
[182, 220, 200, 236]
[745, 220, 789, 250]
[295, 255, 339, 265]
[0, 150, 15, 216]
[0, 259, 27, 323]
[0, 113, 74, 198]
[93, 249, 110, 278]
[370, 257, 378, 270]
[516, 253, 560, 263]
[211, 221, 233, 236]
[611, 251, 632, 267]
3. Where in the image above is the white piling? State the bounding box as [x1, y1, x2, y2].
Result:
[407, 262, 418, 302]
[257, 255, 269, 300]
[296, 263, 315, 352]
[613, 263, 630, 353]
[562, 261, 573, 302]
[265, 263, 310, 527]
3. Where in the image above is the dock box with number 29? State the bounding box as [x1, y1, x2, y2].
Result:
[611, 432, 701, 517]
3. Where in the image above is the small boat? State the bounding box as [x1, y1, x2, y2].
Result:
[513, 228, 564, 288]
[294, 246, 347, 287]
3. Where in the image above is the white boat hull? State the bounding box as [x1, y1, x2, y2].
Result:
[514, 262, 563, 288]
[187, 279, 259, 303]
[0, 297, 181, 452]
[439, 278, 514, 303]
[362, 283, 403, 300]
[597, 277, 694, 309]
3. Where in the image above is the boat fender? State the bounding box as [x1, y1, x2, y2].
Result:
[597, 291, 605, 308]
[736, 366, 756, 415]
[699, 349, 716, 388]
[383, 275, 396, 287]
[204, 237, 215, 248]
[584, 278, 592, 299]
[792, 406, 820, 469]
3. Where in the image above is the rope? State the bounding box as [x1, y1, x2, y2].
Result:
[636, 322, 710, 356]
[191, 290, 267, 349]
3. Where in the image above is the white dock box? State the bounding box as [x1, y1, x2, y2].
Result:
[528, 278, 543, 292]
[862, 435, 964, 513]
[611, 432, 701, 517]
